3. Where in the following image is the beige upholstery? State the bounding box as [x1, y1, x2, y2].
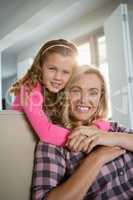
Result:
[0, 110, 36, 200]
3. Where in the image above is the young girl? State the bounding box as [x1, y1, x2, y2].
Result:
[10, 39, 110, 147]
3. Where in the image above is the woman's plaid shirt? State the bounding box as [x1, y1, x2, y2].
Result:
[31, 122, 133, 200]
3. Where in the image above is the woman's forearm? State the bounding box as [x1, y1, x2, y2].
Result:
[46, 146, 125, 200]
[47, 154, 102, 200]
[115, 132, 133, 152]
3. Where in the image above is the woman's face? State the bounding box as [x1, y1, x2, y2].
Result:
[69, 73, 102, 122]
[42, 53, 75, 93]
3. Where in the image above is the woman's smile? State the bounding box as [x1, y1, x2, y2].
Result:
[76, 105, 91, 113]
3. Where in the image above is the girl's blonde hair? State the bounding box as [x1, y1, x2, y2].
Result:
[62, 65, 109, 129]
[10, 39, 78, 125]
[10, 39, 78, 95]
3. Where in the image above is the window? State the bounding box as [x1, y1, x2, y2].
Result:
[77, 43, 91, 65]
[98, 36, 112, 119]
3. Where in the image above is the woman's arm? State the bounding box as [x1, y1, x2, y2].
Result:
[85, 131, 133, 153]
[87, 122, 133, 152]
[107, 123, 133, 151]
[47, 146, 125, 200]
[66, 121, 133, 153]
[47, 152, 102, 200]
[76, 123, 133, 153]
[111, 132, 133, 151]
[32, 142, 125, 200]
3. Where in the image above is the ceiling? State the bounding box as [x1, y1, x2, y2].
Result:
[0, 0, 113, 56]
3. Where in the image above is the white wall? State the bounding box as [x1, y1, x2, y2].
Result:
[17, 0, 121, 62]
[0, 0, 51, 40]
[2, 52, 17, 79]
[17, 58, 33, 79]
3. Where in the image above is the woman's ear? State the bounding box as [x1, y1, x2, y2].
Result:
[97, 94, 104, 116]
[65, 89, 69, 96]
[94, 96, 102, 119]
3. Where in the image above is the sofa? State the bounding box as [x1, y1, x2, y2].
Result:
[0, 110, 36, 200]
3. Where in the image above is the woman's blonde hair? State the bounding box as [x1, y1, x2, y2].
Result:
[62, 65, 109, 129]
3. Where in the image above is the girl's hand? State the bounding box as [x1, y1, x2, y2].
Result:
[20, 85, 29, 107]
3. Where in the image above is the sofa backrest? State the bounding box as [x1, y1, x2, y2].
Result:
[0, 110, 36, 200]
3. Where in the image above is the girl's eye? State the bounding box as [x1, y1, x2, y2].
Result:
[49, 67, 56, 71]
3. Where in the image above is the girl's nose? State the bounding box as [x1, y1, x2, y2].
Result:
[54, 72, 62, 80]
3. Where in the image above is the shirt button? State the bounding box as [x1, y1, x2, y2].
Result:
[119, 170, 124, 176]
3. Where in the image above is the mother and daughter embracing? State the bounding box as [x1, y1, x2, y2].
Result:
[10, 39, 133, 200]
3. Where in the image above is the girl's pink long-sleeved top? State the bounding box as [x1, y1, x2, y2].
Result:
[12, 84, 69, 146]
[12, 84, 111, 146]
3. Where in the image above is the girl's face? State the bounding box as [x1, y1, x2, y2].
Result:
[69, 73, 102, 122]
[42, 53, 75, 93]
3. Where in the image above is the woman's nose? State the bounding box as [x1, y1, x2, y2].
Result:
[80, 93, 89, 104]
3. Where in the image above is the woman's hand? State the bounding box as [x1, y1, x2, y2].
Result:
[66, 125, 102, 152]
[90, 146, 126, 166]
[66, 125, 119, 153]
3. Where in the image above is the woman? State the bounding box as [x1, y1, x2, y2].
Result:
[32, 65, 133, 200]
[64, 65, 133, 153]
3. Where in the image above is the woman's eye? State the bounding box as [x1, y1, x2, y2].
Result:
[89, 91, 98, 96]
[71, 88, 80, 94]
[63, 71, 69, 75]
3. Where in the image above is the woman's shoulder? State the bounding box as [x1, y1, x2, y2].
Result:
[109, 121, 133, 133]
[93, 119, 132, 133]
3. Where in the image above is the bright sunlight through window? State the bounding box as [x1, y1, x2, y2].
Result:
[77, 43, 91, 65]
[98, 36, 112, 119]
